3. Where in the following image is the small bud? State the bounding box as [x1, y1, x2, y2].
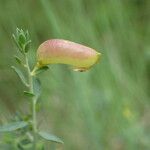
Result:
[13, 28, 31, 54]
[37, 39, 101, 71]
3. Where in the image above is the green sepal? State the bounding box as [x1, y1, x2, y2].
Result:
[11, 66, 29, 87]
[33, 66, 49, 76]
[38, 131, 64, 144]
[23, 91, 35, 97]
[0, 121, 28, 132]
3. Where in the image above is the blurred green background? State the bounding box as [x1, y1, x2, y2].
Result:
[0, 0, 150, 149]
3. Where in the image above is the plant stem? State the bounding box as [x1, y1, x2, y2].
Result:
[25, 54, 37, 149]
[32, 98, 37, 149]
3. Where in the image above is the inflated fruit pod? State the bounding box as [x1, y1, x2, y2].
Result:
[37, 39, 101, 72]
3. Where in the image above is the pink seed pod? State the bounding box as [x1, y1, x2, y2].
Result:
[37, 39, 101, 71]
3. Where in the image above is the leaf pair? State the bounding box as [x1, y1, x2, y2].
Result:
[0, 122, 64, 144]
[12, 65, 48, 99]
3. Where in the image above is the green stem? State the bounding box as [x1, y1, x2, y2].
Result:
[32, 98, 37, 149]
[25, 54, 37, 149]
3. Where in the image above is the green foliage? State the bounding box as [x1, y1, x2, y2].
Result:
[0, 121, 28, 132]
[23, 91, 35, 97]
[12, 28, 31, 54]
[0, 0, 150, 150]
[32, 66, 49, 76]
[14, 56, 23, 65]
[33, 77, 41, 100]
[38, 131, 64, 144]
[11, 66, 28, 87]
[0, 28, 62, 149]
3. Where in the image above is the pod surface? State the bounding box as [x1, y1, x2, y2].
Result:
[37, 39, 101, 71]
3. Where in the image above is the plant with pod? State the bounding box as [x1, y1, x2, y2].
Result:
[0, 28, 101, 149]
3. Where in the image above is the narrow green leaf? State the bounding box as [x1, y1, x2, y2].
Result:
[20, 138, 31, 145]
[33, 66, 49, 75]
[0, 121, 28, 132]
[14, 55, 22, 65]
[17, 138, 32, 149]
[38, 131, 64, 144]
[16, 28, 20, 36]
[33, 77, 41, 99]
[12, 34, 23, 53]
[11, 66, 28, 87]
[18, 40, 24, 50]
[19, 33, 26, 45]
[24, 91, 35, 97]
[12, 34, 18, 44]
[25, 40, 31, 53]
[25, 30, 30, 40]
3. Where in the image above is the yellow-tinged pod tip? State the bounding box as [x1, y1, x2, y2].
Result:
[37, 39, 101, 71]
